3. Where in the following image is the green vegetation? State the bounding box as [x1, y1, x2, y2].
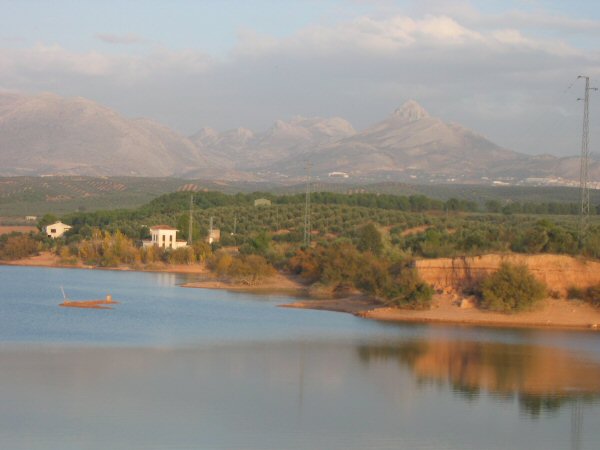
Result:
[5, 186, 600, 311]
[478, 263, 547, 313]
[209, 251, 275, 285]
[3, 175, 600, 218]
[288, 241, 432, 308]
[567, 284, 600, 308]
[0, 232, 44, 260]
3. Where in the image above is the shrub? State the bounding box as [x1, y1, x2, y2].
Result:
[583, 285, 600, 308]
[479, 263, 546, 313]
[356, 223, 383, 256]
[209, 251, 275, 284]
[168, 247, 196, 264]
[385, 263, 434, 310]
[566, 286, 585, 300]
[0, 233, 39, 260]
[566, 284, 600, 307]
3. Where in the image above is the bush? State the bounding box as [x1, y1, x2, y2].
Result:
[479, 263, 546, 313]
[385, 263, 434, 310]
[168, 247, 196, 264]
[0, 233, 40, 260]
[209, 251, 275, 284]
[583, 285, 600, 308]
[567, 286, 585, 300]
[569, 284, 600, 308]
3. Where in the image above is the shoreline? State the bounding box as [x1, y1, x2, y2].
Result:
[3, 252, 600, 331]
[283, 295, 600, 331]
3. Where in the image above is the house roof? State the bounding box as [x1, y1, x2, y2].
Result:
[150, 225, 178, 231]
[47, 221, 72, 229]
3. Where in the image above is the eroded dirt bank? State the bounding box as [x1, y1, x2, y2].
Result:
[415, 253, 600, 296]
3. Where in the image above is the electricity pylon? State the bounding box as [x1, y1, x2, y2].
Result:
[577, 75, 597, 244]
[303, 162, 312, 247]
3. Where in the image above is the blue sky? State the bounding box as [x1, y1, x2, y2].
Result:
[2, 0, 600, 156]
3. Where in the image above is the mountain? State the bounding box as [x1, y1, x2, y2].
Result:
[269, 100, 523, 178]
[0, 92, 224, 177]
[193, 116, 356, 168]
[2, 92, 595, 184]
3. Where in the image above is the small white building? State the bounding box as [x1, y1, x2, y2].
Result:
[207, 228, 221, 244]
[254, 198, 272, 207]
[45, 221, 72, 239]
[142, 225, 188, 249]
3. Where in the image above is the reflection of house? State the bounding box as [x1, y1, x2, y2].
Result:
[142, 225, 188, 249]
[45, 221, 72, 238]
[207, 229, 220, 244]
[254, 198, 271, 207]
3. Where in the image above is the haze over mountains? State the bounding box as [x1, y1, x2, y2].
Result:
[0, 92, 595, 183]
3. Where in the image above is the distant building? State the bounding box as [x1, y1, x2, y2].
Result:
[207, 228, 221, 244]
[254, 198, 272, 207]
[25, 215, 37, 222]
[328, 171, 349, 178]
[142, 225, 188, 249]
[45, 221, 72, 239]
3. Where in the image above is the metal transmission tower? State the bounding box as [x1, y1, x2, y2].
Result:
[577, 75, 597, 243]
[188, 194, 194, 245]
[303, 161, 312, 247]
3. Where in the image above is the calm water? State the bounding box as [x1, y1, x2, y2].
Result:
[1, 266, 599, 449]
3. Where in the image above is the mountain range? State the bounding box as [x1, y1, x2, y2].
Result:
[0, 91, 595, 183]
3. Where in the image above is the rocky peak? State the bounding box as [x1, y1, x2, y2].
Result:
[392, 100, 430, 122]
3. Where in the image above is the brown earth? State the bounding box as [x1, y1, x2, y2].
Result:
[361, 294, 600, 330]
[285, 253, 600, 330]
[416, 253, 600, 296]
[0, 251, 211, 275]
[0, 225, 38, 235]
[182, 273, 307, 296]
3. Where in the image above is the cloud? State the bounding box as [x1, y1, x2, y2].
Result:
[0, 44, 213, 82]
[1, 8, 599, 156]
[95, 33, 147, 45]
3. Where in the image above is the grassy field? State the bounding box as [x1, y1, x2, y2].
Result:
[1, 175, 598, 220]
[0, 176, 280, 218]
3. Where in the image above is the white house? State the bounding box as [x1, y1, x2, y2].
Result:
[45, 221, 72, 239]
[207, 228, 221, 244]
[254, 198, 271, 207]
[142, 225, 188, 249]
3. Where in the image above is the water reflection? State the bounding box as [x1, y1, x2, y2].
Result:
[357, 339, 600, 416]
[2, 340, 599, 450]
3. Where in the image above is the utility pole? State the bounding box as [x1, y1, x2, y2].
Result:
[188, 193, 194, 245]
[577, 75, 598, 244]
[303, 161, 312, 247]
[209, 216, 214, 244]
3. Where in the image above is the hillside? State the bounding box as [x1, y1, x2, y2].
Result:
[2, 176, 600, 218]
[0, 92, 224, 177]
[1, 92, 598, 183]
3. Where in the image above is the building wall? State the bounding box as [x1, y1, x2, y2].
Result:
[144, 228, 188, 249]
[45, 222, 71, 238]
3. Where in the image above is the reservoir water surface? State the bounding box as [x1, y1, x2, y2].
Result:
[1, 266, 599, 449]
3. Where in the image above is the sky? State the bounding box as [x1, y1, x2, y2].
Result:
[2, 0, 600, 156]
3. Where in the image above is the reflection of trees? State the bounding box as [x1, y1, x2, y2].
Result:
[357, 340, 600, 416]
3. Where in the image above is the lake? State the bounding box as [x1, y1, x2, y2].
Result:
[1, 265, 599, 449]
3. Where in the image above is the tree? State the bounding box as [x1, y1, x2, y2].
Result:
[480, 263, 546, 313]
[37, 213, 58, 231]
[356, 223, 383, 256]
